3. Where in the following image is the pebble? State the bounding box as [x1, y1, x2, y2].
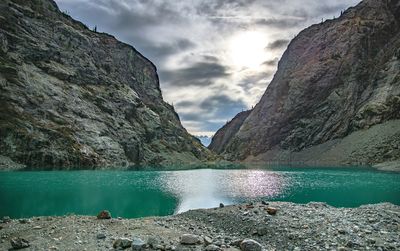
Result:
[256, 226, 267, 236]
[266, 207, 277, 215]
[10, 237, 30, 249]
[147, 236, 159, 248]
[180, 234, 203, 245]
[18, 219, 29, 224]
[204, 236, 213, 245]
[1, 216, 11, 223]
[220, 203, 225, 208]
[132, 237, 146, 251]
[205, 244, 220, 251]
[113, 238, 132, 249]
[240, 239, 262, 251]
[96, 233, 106, 239]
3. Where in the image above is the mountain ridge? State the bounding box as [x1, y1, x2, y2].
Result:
[209, 0, 400, 166]
[0, 0, 213, 169]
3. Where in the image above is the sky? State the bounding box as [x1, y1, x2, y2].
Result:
[55, 0, 361, 137]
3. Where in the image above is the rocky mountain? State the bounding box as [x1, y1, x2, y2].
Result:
[210, 0, 400, 166]
[0, 0, 213, 169]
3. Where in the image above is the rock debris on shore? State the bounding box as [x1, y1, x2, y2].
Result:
[0, 202, 399, 250]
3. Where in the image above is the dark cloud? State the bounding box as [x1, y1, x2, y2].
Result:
[196, 0, 256, 16]
[178, 94, 247, 132]
[262, 57, 280, 66]
[266, 39, 290, 50]
[175, 100, 195, 108]
[255, 17, 306, 29]
[179, 112, 203, 122]
[238, 71, 273, 89]
[136, 38, 196, 62]
[201, 55, 220, 62]
[200, 94, 246, 119]
[160, 62, 230, 87]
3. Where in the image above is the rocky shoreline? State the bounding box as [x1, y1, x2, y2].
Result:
[0, 202, 399, 251]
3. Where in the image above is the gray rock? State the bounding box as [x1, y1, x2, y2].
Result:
[96, 233, 106, 239]
[180, 234, 203, 245]
[2, 216, 11, 223]
[205, 244, 220, 251]
[113, 238, 132, 249]
[10, 237, 30, 249]
[240, 239, 262, 251]
[18, 219, 29, 224]
[256, 226, 268, 236]
[155, 244, 165, 250]
[204, 236, 213, 245]
[147, 236, 159, 248]
[230, 239, 243, 247]
[132, 237, 146, 251]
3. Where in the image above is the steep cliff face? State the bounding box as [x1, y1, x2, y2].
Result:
[209, 110, 251, 153]
[210, 0, 400, 166]
[0, 0, 212, 169]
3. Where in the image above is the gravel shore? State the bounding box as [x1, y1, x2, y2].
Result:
[0, 202, 399, 251]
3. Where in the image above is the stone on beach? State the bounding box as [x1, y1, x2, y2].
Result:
[131, 237, 146, 251]
[97, 210, 111, 219]
[113, 238, 132, 249]
[240, 239, 262, 251]
[10, 237, 30, 249]
[180, 234, 203, 245]
[266, 207, 277, 215]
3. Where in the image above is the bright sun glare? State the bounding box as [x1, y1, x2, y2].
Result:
[229, 31, 268, 70]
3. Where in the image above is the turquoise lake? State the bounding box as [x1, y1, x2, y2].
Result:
[0, 167, 399, 218]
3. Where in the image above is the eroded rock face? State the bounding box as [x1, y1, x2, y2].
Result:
[210, 0, 400, 165]
[0, 0, 211, 169]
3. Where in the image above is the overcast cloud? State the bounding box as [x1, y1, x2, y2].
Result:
[56, 0, 361, 136]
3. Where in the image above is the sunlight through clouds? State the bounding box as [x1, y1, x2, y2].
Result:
[55, 0, 361, 136]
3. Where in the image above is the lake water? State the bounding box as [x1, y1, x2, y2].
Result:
[0, 167, 399, 218]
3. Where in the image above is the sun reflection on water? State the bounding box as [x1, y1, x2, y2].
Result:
[159, 169, 289, 213]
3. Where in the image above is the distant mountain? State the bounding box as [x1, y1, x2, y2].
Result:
[0, 0, 212, 169]
[196, 135, 212, 147]
[209, 0, 400, 166]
